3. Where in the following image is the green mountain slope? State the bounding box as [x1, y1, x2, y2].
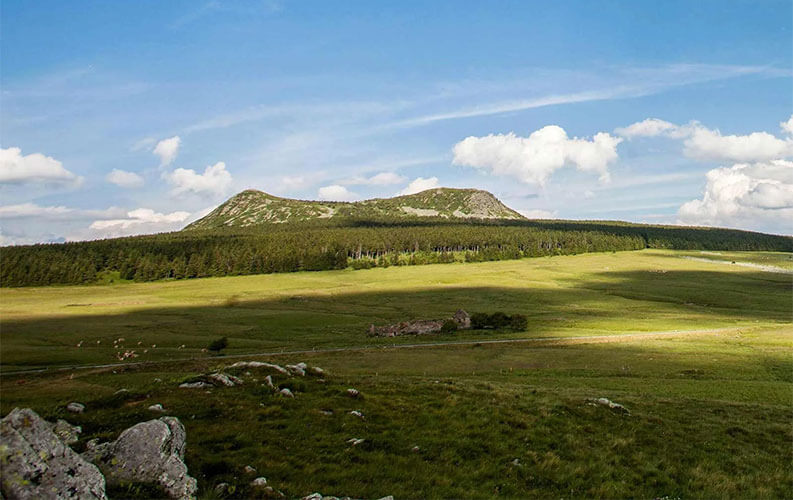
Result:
[184, 188, 524, 229]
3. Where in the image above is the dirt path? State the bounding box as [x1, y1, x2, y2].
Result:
[0, 327, 744, 377]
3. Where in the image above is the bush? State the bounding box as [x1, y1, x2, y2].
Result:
[440, 319, 458, 334]
[207, 336, 228, 353]
[470, 312, 527, 331]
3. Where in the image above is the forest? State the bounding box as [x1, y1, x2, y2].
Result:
[1, 217, 791, 287]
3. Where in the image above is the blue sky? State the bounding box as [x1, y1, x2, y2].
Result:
[1, 0, 792, 243]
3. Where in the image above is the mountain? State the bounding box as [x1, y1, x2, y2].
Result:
[184, 188, 524, 229]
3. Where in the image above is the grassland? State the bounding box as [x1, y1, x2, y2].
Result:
[1, 249, 791, 498]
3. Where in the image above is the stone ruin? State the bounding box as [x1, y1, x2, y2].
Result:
[368, 309, 471, 337]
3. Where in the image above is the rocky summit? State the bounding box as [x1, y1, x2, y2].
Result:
[184, 187, 524, 229]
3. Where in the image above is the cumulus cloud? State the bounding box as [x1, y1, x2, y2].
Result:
[87, 208, 191, 239]
[0, 147, 82, 185]
[617, 116, 793, 163]
[782, 115, 793, 136]
[106, 169, 144, 188]
[683, 127, 793, 163]
[398, 176, 440, 195]
[677, 159, 793, 233]
[452, 126, 621, 186]
[343, 172, 407, 186]
[317, 184, 357, 201]
[153, 136, 181, 166]
[166, 161, 232, 197]
[614, 118, 678, 138]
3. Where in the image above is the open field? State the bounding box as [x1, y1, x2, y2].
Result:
[1, 249, 791, 498]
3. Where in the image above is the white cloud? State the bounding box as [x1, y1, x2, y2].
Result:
[166, 161, 232, 197]
[317, 184, 357, 201]
[616, 117, 793, 163]
[280, 175, 309, 190]
[398, 176, 440, 195]
[782, 115, 793, 136]
[0, 147, 82, 185]
[452, 126, 621, 186]
[518, 209, 557, 219]
[153, 136, 181, 166]
[0, 203, 126, 220]
[614, 118, 678, 138]
[683, 127, 793, 163]
[343, 172, 407, 186]
[677, 159, 793, 233]
[106, 169, 144, 188]
[87, 208, 191, 239]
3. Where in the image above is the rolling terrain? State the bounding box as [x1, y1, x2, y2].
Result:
[1, 250, 791, 498]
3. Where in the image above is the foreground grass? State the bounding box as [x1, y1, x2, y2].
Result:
[1, 250, 790, 371]
[1, 328, 791, 499]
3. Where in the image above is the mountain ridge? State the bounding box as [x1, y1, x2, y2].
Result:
[184, 187, 525, 230]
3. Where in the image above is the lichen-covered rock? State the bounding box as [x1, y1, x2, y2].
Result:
[66, 402, 85, 414]
[1, 408, 107, 500]
[229, 361, 288, 374]
[286, 364, 306, 376]
[179, 381, 211, 389]
[264, 375, 276, 390]
[85, 417, 197, 500]
[207, 373, 243, 387]
[279, 388, 295, 398]
[51, 419, 82, 445]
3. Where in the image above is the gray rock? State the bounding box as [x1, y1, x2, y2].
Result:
[179, 381, 211, 389]
[207, 372, 243, 387]
[346, 438, 365, 446]
[309, 366, 325, 376]
[296, 362, 308, 370]
[51, 419, 82, 445]
[214, 482, 231, 495]
[66, 402, 85, 414]
[346, 388, 360, 398]
[349, 410, 364, 419]
[594, 397, 630, 415]
[250, 477, 268, 487]
[279, 388, 295, 398]
[264, 375, 276, 390]
[244, 465, 257, 474]
[86, 417, 197, 500]
[229, 361, 288, 374]
[148, 403, 165, 413]
[1, 407, 107, 500]
[286, 364, 306, 376]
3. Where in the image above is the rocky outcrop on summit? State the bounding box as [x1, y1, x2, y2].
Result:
[1, 408, 107, 500]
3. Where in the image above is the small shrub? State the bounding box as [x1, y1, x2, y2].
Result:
[440, 319, 458, 334]
[208, 336, 228, 353]
[489, 311, 510, 329]
[470, 313, 490, 329]
[509, 314, 528, 330]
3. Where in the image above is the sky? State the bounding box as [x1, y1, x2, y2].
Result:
[1, 0, 792, 244]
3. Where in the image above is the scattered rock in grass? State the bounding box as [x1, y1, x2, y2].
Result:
[84, 416, 197, 500]
[303, 493, 392, 500]
[251, 477, 268, 487]
[349, 410, 364, 419]
[154, 378, 162, 383]
[214, 482, 231, 495]
[319, 409, 333, 416]
[309, 366, 325, 376]
[208, 372, 243, 387]
[114, 388, 129, 394]
[67, 402, 86, 413]
[1, 408, 108, 500]
[511, 458, 521, 467]
[244, 465, 257, 474]
[296, 362, 308, 370]
[229, 361, 288, 374]
[411, 445, 420, 453]
[346, 438, 365, 446]
[52, 418, 82, 445]
[593, 397, 630, 415]
[264, 375, 276, 390]
[286, 364, 306, 376]
[179, 381, 212, 389]
[280, 388, 295, 398]
[346, 388, 360, 398]
[148, 404, 165, 413]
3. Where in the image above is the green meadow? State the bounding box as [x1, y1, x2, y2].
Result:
[1, 249, 791, 498]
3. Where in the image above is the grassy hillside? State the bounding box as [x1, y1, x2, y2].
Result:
[1, 251, 790, 498]
[185, 188, 524, 229]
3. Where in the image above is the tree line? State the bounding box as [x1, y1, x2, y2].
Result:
[1, 217, 790, 287]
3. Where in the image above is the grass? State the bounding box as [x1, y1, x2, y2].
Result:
[1, 249, 791, 498]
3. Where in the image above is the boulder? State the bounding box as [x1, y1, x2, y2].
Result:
[286, 364, 306, 376]
[279, 388, 295, 398]
[85, 417, 197, 500]
[309, 366, 325, 376]
[66, 402, 85, 414]
[244, 465, 257, 474]
[250, 477, 268, 487]
[346, 388, 360, 398]
[264, 375, 276, 390]
[148, 404, 165, 413]
[594, 397, 630, 415]
[349, 411, 364, 419]
[1, 408, 107, 500]
[179, 381, 211, 389]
